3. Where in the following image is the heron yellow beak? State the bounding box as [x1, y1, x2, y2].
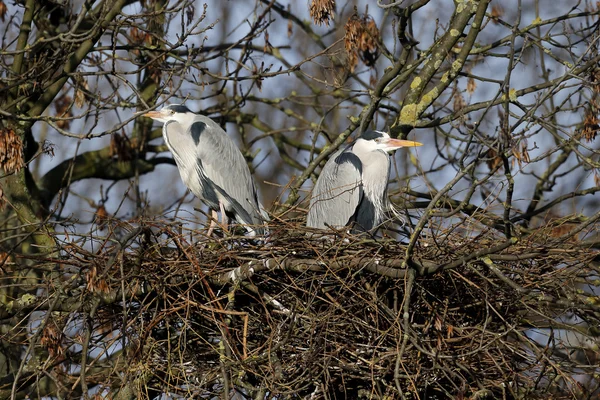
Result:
[385, 139, 423, 148]
[143, 110, 162, 119]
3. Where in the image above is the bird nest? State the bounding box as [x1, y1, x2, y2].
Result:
[14, 218, 600, 399]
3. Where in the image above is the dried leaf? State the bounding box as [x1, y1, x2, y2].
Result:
[309, 0, 335, 26]
[587, 1, 600, 13]
[467, 77, 476, 94]
[521, 142, 530, 163]
[369, 74, 377, 88]
[95, 204, 108, 230]
[490, 5, 504, 23]
[55, 95, 72, 130]
[486, 148, 502, 171]
[591, 68, 600, 94]
[359, 16, 379, 66]
[511, 148, 521, 167]
[0, 1, 6, 22]
[96, 204, 107, 220]
[74, 80, 88, 108]
[344, 12, 381, 72]
[263, 31, 273, 54]
[0, 128, 24, 174]
[41, 321, 64, 358]
[86, 264, 110, 294]
[344, 14, 362, 54]
[252, 64, 263, 91]
[582, 104, 599, 142]
[453, 90, 466, 113]
[346, 50, 358, 73]
[130, 26, 148, 45]
[434, 315, 443, 331]
[511, 141, 530, 168]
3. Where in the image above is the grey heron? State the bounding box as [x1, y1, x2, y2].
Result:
[306, 130, 422, 233]
[144, 104, 266, 236]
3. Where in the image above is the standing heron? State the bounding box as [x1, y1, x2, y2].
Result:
[144, 104, 266, 236]
[307, 130, 422, 233]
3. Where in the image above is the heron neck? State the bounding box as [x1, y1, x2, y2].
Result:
[360, 151, 391, 224]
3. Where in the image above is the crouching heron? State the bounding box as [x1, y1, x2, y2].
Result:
[307, 130, 422, 233]
[144, 104, 266, 236]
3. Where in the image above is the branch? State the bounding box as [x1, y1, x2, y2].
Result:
[8, 0, 35, 104]
[39, 148, 171, 208]
[393, 0, 490, 131]
[25, 0, 130, 118]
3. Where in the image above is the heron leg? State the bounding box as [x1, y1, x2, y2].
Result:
[206, 209, 219, 237]
[219, 202, 230, 233]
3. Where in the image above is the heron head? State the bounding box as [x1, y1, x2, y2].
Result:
[358, 130, 422, 152]
[143, 104, 194, 123]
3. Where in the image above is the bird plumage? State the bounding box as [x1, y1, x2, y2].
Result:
[306, 149, 363, 230]
[307, 130, 422, 233]
[145, 104, 266, 235]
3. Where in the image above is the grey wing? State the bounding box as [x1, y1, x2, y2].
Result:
[306, 149, 363, 230]
[191, 117, 263, 227]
